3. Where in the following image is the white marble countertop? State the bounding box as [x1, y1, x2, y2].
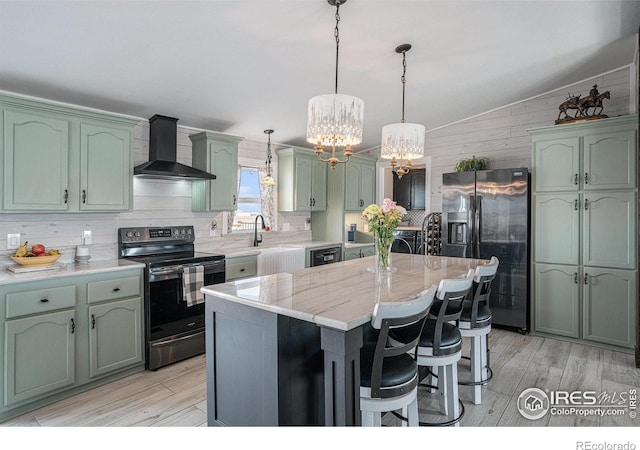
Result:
[396, 226, 422, 231]
[202, 254, 487, 331]
[0, 259, 145, 285]
[343, 242, 374, 248]
[223, 241, 342, 258]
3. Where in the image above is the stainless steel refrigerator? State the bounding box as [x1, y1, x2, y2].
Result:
[441, 168, 530, 332]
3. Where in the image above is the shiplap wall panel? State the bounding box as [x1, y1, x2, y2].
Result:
[426, 67, 632, 213]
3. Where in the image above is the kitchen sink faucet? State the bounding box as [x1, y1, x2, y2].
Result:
[253, 214, 265, 247]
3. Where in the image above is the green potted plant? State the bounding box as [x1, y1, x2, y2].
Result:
[455, 155, 490, 172]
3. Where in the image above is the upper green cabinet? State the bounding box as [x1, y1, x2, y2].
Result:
[344, 156, 376, 211]
[191, 131, 243, 212]
[532, 117, 637, 192]
[0, 93, 137, 212]
[277, 147, 327, 212]
[3, 109, 70, 211]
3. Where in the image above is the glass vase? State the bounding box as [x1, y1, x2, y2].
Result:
[367, 235, 397, 273]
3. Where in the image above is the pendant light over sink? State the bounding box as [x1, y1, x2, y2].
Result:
[380, 44, 425, 180]
[306, 0, 364, 170]
[261, 129, 276, 186]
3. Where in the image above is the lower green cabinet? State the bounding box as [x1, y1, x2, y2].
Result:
[0, 267, 144, 421]
[534, 263, 637, 349]
[89, 297, 143, 378]
[225, 255, 258, 281]
[4, 309, 76, 406]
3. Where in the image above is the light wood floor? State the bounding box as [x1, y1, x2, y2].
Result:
[2, 328, 639, 427]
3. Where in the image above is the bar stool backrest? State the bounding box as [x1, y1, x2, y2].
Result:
[369, 285, 437, 398]
[468, 257, 499, 328]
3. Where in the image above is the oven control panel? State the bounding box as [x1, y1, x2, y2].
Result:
[118, 226, 195, 244]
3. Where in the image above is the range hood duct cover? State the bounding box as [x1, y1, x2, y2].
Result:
[134, 115, 216, 180]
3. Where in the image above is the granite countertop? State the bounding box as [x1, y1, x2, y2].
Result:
[396, 226, 422, 231]
[202, 254, 488, 331]
[0, 259, 145, 285]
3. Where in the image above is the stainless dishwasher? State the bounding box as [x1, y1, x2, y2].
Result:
[309, 246, 342, 266]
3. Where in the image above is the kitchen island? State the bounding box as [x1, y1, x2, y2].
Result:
[202, 253, 487, 426]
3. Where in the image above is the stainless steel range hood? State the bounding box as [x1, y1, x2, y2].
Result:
[134, 115, 216, 180]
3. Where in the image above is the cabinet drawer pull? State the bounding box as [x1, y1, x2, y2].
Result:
[574, 199, 579, 211]
[584, 199, 589, 210]
[91, 314, 96, 329]
[82, 189, 87, 203]
[574, 173, 579, 185]
[64, 189, 69, 204]
[240, 268, 245, 272]
[70, 318, 75, 334]
[112, 287, 121, 292]
[40, 298, 49, 303]
[584, 273, 589, 285]
[573, 273, 578, 284]
[584, 172, 589, 184]
[232, 194, 236, 205]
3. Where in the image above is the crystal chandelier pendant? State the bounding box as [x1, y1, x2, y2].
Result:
[306, 0, 363, 169]
[380, 44, 425, 179]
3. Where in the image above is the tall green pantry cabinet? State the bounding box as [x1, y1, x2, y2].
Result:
[530, 115, 638, 355]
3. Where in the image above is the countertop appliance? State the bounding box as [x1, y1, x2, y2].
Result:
[118, 226, 225, 370]
[441, 168, 530, 332]
[309, 246, 342, 266]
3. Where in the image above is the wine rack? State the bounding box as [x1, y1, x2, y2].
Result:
[420, 212, 442, 256]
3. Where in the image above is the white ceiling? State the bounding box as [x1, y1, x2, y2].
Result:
[1, 0, 639, 154]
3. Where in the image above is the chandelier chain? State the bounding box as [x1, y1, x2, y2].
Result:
[334, 3, 340, 93]
[401, 49, 407, 123]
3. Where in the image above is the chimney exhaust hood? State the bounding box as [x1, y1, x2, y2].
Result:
[134, 115, 216, 180]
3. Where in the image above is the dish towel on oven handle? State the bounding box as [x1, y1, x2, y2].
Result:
[183, 265, 205, 307]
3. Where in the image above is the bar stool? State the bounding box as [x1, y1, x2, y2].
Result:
[390, 269, 474, 427]
[457, 256, 499, 404]
[359, 286, 437, 427]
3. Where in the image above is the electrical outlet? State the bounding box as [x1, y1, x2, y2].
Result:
[6, 233, 20, 250]
[82, 230, 92, 245]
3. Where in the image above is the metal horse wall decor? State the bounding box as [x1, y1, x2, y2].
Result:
[556, 84, 610, 124]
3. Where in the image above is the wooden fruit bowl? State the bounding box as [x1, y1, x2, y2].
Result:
[11, 254, 61, 266]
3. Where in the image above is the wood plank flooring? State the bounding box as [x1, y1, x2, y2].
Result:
[2, 328, 639, 427]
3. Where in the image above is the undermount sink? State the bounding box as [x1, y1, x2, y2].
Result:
[256, 246, 305, 275]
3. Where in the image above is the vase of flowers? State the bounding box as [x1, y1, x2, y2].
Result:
[362, 198, 407, 273]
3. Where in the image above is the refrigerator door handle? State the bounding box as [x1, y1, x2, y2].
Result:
[475, 195, 481, 258]
[468, 195, 475, 258]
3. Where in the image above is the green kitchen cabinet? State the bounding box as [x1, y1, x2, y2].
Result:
[225, 254, 258, 281]
[191, 131, 244, 212]
[3, 109, 71, 211]
[582, 267, 637, 349]
[277, 147, 327, 212]
[582, 191, 637, 269]
[0, 267, 144, 422]
[1, 93, 137, 213]
[532, 115, 637, 193]
[345, 156, 376, 211]
[79, 123, 132, 211]
[4, 309, 76, 407]
[88, 297, 143, 378]
[533, 263, 580, 339]
[530, 115, 638, 351]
